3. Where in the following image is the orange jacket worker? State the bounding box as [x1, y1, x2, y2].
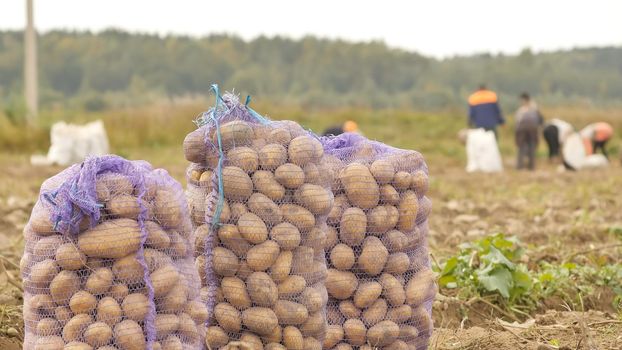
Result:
[468, 85, 505, 136]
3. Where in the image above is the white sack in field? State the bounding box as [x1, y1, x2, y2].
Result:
[563, 132, 608, 170]
[30, 120, 109, 166]
[466, 128, 503, 173]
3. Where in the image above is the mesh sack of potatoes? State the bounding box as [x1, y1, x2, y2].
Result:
[21, 155, 206, 350]
[319, 133, 435, 350]
[183, 88, 332, 350]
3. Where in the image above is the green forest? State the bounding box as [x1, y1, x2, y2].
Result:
[1, 29, 621, 111]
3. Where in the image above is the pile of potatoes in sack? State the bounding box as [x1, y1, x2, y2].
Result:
[21, 156, 206, 350]
[184, 93, 333, 350]
[319, 133, 436, 350]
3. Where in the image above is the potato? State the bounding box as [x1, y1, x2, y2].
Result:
[222, 166, 254, 201]
[106, 194, 142, 219]
[294, 184, 333, 215]
[245, 272, 278, 307]
[184, 299, 209, 324]
[161, 335, 183, 350]
[29, 294, 56, 315]
[265, 343, 286, 350]
[217, 224, 251, 256]
[303, 337, 322, 350]
[36, 318, 60, 336]
[392, 171, 411, 191]
[353, 282, 382, 309]
[96, 297, 122, 326]
[227, 147, 259, 173]
[84, 322, 113, 347]
[302, 163, 321, 185]
[54, 306, 73, 326]
[301, 286, 326, 314]
[362, 298, 388, 326]
[269, 223, 301, 251]
[274, 300, 309, 325]
[302, 226, 326, 254]
[274, 163, 305, 189]
[85, 267, 113, 295]
[78, 219, 141, 259]
[50, 270, 80, 303]
[152, 190, 182, 228]
[237, 212, 268, 244]
[144, 248, 174, 272]
[269, 251, 292, 282]
[236, 261, 253, 281]
[369, 159, 395, 184]
[339, 207, 366, 246]
[63, 314, 93, 342]
[384, 253, 410, 275]
[63, 341, 92, 350]
[121, 293, 150, 322]
[405, 268, 437, 306]
[34, 336, 64, 350]
[333, 344, 353, 350]
[33, 235, 63, 257]
[326, 269, 358, 300]
[329, 244, 355, 271]
[145, 221, 171, 250]
[183, 128, 207, 163]
[397, 190, 418, 232]
[283, 326, 304, 350]
[343, 319, 366, 346]
[323, 325, 344, 349]
[113, 320, 146, 350]
[246, 240, 280, 271]
[410, 170, 428, 195]
[214, 302, 242, 333]
[216, 121, 255, 150]
[399, 325, 419, 342]
[281, 204, 315, 232]
[99, 173, 134, 195]
[258, 144, 287, 171]
[367, 205, 398, 235]
[177, 313, 199, 342]
[324, 226, 338, 250]
[380, 184, 400, 205]
[366, 320, 399, 347]
[206, 326, 229, 349]
[288, 136, 323, 166]
[55, 243, 86, 270]
[158, 282, 188, 313]
[222, 276, 252, 310]
[299, 312, 325, 337]
[151, 264, 180, 297]
[270, 127, 292, 145]
[247, 193, 283, 225]
[338, 300, 361, 319]
[379, 273, 406, 307]
[382, 230, 409, 253]
[112, 254, 144, 284]
[277, 275, 306, 297]
[242, 307, 279, 335]
[327, 195, 348, 225]
[70, 290, 97, 314]
[339, 163, 379, 209]
[357, 236, 389, 276]
[30, 259, 59, 287]
[262, 325, 282, 344]
[212, 247, 240, 277]
[386, 305, 412, 324]
[252, 171, 286, 202]
[385, 340, 409, 350]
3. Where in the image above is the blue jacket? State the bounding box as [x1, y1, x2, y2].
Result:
[468, 90, 505, 129]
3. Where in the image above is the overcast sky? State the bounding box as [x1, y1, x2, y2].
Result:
[1, 0, 621, 58]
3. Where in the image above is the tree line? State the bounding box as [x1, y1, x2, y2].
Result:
[1, 29, 621, 111]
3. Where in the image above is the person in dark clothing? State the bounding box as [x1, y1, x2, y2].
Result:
[514, 93, 543, 170]
[542, 118, 573, 161]
[468, 84, 505, 137]
[322, 120, 359, 136]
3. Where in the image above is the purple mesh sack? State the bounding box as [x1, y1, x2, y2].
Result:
[183, 87, 331, 349]
[21, 155, 206, 350]
[320, 133, 435, 350]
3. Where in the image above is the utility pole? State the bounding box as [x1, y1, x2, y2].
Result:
[25, 0, 38, 123]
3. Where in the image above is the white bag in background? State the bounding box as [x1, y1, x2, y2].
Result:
[563, 132, 609, 170]
[466, 128, 503, 173]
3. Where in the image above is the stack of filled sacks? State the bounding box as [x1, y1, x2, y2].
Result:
[183, 89, 333, 349]
[320, 133, 435, 350]
[21, 155, 206, 350]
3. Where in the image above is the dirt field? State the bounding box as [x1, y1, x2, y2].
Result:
[0, 152, 620, 349]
